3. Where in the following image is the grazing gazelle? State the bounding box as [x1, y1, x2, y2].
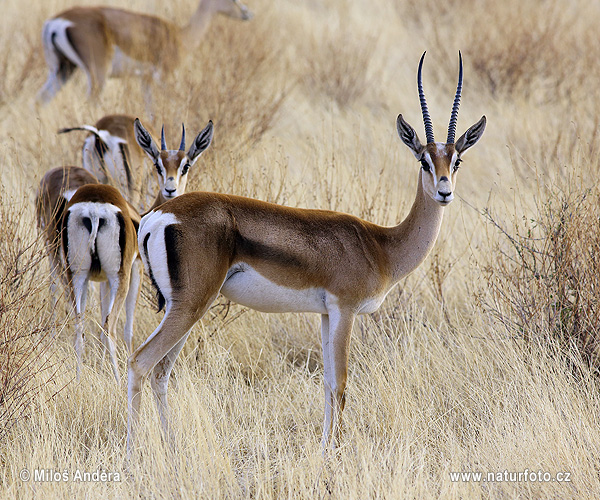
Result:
[62, 184, 140, 382]
[58, 115, 158, 209]
[126, 52, 486, 453]
[37, 0, 253, 103]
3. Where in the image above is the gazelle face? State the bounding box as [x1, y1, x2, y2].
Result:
[134, 118, 214, 204]
[395, 52, 487, 207]
[418, 143, 461, 205]
[156, 151, 190, 201]
[397, 114, 486, 207]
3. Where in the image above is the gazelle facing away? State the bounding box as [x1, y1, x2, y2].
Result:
[58, 115, 156, 209]
[37, 0, 253, 103]
[127, 52, 486, 454]
[36, 166, 101, 310]
[62, 184, 140, 382]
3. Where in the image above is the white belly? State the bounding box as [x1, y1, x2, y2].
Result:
[220, 264, 328, 314]
[110, 47, 156, 78]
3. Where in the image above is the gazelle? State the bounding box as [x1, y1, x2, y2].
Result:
[37, 0, 253, 103]
[59, 115, 158, 209]
[61, 184, 141, 382]
[35, 119, 213, 380]
[126, 52, 486, 453]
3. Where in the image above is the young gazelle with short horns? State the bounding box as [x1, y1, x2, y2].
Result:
[37, 0, 253, 103]
[133, 118, 215, 212]
[127, 52, 486, 454]
[61, 184, 140, 383]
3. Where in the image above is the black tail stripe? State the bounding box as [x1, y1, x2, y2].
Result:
[61, 210, 70, 262]
[164, 225, 181, 289]
[143, 232, 165, 312]
[119, 143, 134, 194]
[117, 212, 126, 269]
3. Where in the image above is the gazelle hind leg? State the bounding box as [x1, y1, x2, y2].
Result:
[102, 273, 131, 384]
[72, 275, 90, 382]
[150, 332, 191, 447]
[127, 294, 219, 457]
[124, 259, 143, 353]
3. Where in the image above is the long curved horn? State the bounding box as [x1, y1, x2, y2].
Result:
[447, 51, 463, 144]
[179, 123, 186, 151]
[418, 51, 435, 144]
[161, 125, 167, 151]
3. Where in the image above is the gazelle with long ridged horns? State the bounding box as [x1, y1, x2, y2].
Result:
[127, 52, 486, 454]
[37, 0, 252, 103]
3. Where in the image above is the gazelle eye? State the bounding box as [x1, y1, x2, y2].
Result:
[181, 163, 190, 175]
[155, 162, 162, 175]
[420, 159, 431, 172]
[453, 158, 462, 171]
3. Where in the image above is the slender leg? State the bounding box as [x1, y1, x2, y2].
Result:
[103, 271, 132, 384]
[150, 332, 191, 447]
[127, 296, 217, 457]
[99, 281, 110, 363]
[124, 259, 143, 353]
[72, 274, 89, 382]
[320, 314, 334, 448]
[322, 306, 355, 449]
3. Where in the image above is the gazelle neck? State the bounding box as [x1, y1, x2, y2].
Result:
[384, 168, 445, 283]
[180, 0, 214, 49]
[148, 192, 169, 212]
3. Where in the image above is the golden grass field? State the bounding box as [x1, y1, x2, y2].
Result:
[2, 0, 600, 497]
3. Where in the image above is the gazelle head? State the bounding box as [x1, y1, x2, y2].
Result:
[134, 119, 214, 202]
[212, 0, 253, 20]
[396, 52, 486, 206]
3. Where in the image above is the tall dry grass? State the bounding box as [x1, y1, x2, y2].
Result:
[2, 0, 600, 498]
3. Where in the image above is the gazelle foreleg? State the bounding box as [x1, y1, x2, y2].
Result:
[321, 306, 355, 449]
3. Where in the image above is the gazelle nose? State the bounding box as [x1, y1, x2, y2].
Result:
[438, 189, 452, 199]
[165, 187, 176, 195]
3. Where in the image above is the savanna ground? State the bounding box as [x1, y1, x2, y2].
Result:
[2, 0, 600, 498]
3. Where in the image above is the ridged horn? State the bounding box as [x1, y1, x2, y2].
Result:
[179, 123, 186, 151]
[161, 125, 167, 151]
[418, 51, 435, 144]
[447, 51, 463, 144]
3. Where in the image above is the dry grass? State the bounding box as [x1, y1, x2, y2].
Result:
[2, 0, 600, 498]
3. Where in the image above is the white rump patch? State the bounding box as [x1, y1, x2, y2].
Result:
[66, 202, 124, 280]
[138, 210, 180, 303]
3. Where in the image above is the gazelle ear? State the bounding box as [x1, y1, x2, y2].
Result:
[187, 121, 214, 164]
[455, 116, 486, 154]
[396, 114, 424, 159]
[134, 118, 160, 162]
